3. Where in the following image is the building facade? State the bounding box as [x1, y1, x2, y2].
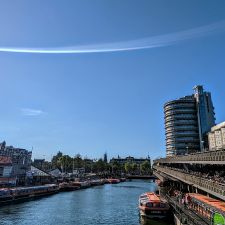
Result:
[164, 85, 215, 156]
[0, 156, 12, 177]
[208, 122, 225, 151]
[0, 156, 16, 186]
[110, 156, 151, 166]
[193, 85, 216, 150]
[0, 141, 32, 181]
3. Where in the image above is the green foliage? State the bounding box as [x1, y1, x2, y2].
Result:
[140, 160, 151, 175]
[131, 163, 138, 173]
[73, 154, 83, 168]
[58, 155, 72, 173]
[124, 162, 132, 174]
[92, 159, 106, 173]
[51, 151, 63, 169]
[50, 151, 151, 176]
[111, 161, 121, 173]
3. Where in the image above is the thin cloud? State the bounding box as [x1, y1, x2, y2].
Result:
[0, 20, 225, 54]
[21, 108, 45, 116]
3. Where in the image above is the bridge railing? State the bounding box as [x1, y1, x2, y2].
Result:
[154, 149, 225, 164]
[153, 165, 225, 200]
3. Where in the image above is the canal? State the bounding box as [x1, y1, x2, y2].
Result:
[0, 180, 173, 225]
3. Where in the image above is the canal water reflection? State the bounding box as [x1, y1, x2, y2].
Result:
[0, 180, 173, 225]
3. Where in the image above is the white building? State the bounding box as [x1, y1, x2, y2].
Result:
[208, 122, 225, 151]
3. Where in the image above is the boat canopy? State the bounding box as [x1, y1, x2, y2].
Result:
[189, 193, 225, 217]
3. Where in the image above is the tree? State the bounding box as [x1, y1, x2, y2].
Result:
[131, 163, 138, 174]
[124, 162, 132, 174]
[140, 160, 151, 175]
[73, 154, 83, 169]
[51, 151, 63, 169]
[111, 161, 121, 174]
[58, 155, 72, 173]
[93, 159, 106, 173]
[83, 157, 94, 173]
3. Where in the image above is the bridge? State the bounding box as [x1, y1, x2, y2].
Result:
[126, 175, 157, 180]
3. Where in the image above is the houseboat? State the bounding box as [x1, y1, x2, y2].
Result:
[59, 182, 80, 191]
[72, 180, 91, 189]
[0, 184, 59, 205]
[139, 192, 170, 219]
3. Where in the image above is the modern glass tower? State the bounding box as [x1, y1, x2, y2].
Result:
[164, 85, 215, 156]
[193, 85, 216, 151]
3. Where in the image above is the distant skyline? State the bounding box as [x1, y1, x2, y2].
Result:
[0, 1, 225, 160]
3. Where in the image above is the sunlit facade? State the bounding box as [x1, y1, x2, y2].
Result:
[164, 85, 215, 156]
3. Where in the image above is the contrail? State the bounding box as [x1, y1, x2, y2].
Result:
[0, 20, 225, 54]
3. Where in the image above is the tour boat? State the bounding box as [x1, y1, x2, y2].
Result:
[139, 192, 170, 219]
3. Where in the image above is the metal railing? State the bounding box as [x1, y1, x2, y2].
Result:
[153, 165, 225, 201]
[154, 149, 225, 164]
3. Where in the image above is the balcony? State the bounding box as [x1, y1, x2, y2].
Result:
[164, 103, 195, 111]
[165, 109, 197, 117]
[166, 126, 199, 133]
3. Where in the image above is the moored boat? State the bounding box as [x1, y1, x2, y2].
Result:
[90, 179, 105, 186]
[139, 192, 170, 219]
[107, 178, 120, 184]
[120, 178, 126, 182]
[0, 184, 59, 205]
[72, 181, 91, 189]
[59, 182, 80, 192]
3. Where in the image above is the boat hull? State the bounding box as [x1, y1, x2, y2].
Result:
[139, 192, 170, 220]
[107, 179, 120, 184]
[0, 189, 58, 206]
[139, 208, 169, 219]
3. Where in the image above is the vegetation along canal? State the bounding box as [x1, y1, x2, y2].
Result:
[0, 180, 173, 225]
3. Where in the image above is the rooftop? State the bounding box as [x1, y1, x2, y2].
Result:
[0, 156, 12, 165]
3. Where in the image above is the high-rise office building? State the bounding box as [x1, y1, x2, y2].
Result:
[164, 85, 215, 156]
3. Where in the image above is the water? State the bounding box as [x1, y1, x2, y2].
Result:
[0, 180, 173, 225]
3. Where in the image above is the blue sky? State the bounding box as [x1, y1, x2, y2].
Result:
[0, 0, 225, 160]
